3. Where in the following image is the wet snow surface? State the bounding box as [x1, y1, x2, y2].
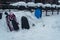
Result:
[0, 10, 60, 40]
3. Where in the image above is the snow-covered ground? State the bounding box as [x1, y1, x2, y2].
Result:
[0, 9, 60, 40]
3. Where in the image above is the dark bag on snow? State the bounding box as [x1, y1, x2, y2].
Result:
[21, 16, 30, 29]
[0, 13, 2, 19]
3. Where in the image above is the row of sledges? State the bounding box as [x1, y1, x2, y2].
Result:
[0, 2, 60, 10]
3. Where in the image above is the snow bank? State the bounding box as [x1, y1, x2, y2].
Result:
[27, 2, 36, 7]
[58, 1, 60, 3]
[36, 3, 43, 7]
[43, 4, 51, 8]
[56, 5, 60, 8]
[51, 4, 56, 8]
[10, 1, 27, 7]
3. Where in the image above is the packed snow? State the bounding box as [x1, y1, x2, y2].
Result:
[0, 9, 60, 40]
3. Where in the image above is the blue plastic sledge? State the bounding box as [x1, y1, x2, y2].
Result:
[35, 8, 42, 19]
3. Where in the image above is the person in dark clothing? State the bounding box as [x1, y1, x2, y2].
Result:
[11, 19, 19, 31]
[5, 11, 19, 31]
[5, 12, 13, 31]
[9, 13, 19, 31]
